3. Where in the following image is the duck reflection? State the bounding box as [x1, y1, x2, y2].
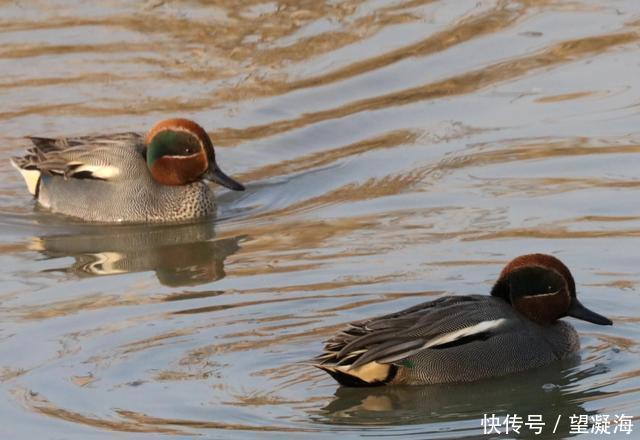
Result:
[31, 221, 243, 287]
[316, 358, 611, 438]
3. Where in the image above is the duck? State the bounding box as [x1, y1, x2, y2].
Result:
[10, 118, 245, 223]
[313, 253, 612, 386]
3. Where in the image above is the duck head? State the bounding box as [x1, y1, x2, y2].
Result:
[491, 253, 612, 326]
[145, 118, 245, 190]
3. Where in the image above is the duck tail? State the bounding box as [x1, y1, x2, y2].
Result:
[313, 362, 397, 387]
[10, 157, 41, 197]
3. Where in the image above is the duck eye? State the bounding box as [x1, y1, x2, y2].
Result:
[182, 138, 201, 155]
[183, 144, 198, 154]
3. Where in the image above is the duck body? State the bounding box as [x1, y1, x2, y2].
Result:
[317, 295, 579, 386]
[11, 119, 244, 223]
[315, 254, 612, 386]
[38, 174, 213, 223]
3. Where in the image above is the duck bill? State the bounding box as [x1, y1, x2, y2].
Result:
[567, 298, 612, 325]
[203, 166, 245, 191]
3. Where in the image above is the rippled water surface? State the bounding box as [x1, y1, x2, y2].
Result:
[1, 1, 640, 438]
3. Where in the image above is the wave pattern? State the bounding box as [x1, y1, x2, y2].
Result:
[1, 0, 640, 439]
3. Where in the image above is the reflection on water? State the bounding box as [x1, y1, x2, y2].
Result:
[31, 222, 242, 287]
[317, 359, 596, 434]
[1, 0, 640, 439]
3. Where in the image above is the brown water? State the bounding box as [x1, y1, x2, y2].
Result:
[1, 0, 639, 438]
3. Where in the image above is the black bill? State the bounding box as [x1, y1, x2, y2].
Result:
[204, 166, 245, 191]
[567, 298, 612, 325]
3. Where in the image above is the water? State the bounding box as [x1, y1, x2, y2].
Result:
[1, 0, 639, 438]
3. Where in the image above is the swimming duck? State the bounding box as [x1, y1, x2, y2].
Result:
[10, 118, 244, 223]
[314, 254, 612, 386]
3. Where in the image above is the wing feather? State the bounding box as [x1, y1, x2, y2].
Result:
[12, 133, 144, 182]
[314, 295, 511, 375]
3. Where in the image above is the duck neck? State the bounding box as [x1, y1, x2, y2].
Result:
[490, 278, 511, 303]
